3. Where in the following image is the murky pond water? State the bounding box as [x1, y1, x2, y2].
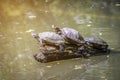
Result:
[0, 0, 120, 80]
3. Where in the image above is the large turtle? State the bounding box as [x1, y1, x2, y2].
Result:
[31, 32, 66, 52]
[52, 25, 91, 57]
[51, 25, 85, 46]
[84, 36, 110, 53]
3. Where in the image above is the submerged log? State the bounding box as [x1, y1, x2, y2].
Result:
[33, 43, 109, 63]
[34, 50, 83, 63]
[33, 48, 110, 63]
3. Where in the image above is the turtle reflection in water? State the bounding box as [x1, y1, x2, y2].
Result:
[31, 32, 66, 52]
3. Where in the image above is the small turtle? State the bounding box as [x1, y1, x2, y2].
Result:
[52, 25, 85, 46]
[85, 36, 110, 53]
[31, 32, 66, 52]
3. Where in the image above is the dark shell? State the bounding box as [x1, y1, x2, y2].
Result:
[85, 36, 107, 45]
[38, 32, 65, 46]
[60, 27, 84, 44]
[85, 36, 108, 50]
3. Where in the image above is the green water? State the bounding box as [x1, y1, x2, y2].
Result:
[0, 0, 120, 80]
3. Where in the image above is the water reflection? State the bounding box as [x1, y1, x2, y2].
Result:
[0, 0, 120, 80]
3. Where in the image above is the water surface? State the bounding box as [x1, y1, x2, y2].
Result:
[0, 0, 120, 80]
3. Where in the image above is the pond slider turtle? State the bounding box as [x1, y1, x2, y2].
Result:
[52, 25, 85, 46]
[85, 36, 109, 53]
[31, 32, 66, 52]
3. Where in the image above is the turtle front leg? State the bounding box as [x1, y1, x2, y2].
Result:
[59, 45, 65, 52]
[78, 46, 90, 58]
[39, 39, 47, 52]
[105, 47, 110, 54]
[82, 51, 90, 58]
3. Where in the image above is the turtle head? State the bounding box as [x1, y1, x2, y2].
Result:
[31, 32, 39, 38]
[51, 25, 61, 34]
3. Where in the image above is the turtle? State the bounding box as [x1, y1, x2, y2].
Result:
[84, 36, 110, 53]
[51, 25, 85, 46]
[51, 25, 91, 57]
[31, 32, 66, 52]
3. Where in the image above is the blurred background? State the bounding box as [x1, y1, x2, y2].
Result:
[0, 0, 120, 80]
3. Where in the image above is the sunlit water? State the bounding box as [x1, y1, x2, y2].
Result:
[0, 0, 120, 80]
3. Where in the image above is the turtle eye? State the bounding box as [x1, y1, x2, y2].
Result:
[58, 32, 62, 35]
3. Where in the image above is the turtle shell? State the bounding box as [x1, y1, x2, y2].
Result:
[60, 27, 84, 45]
[38, 32, 65, 46]
[85, 36, 108, 50]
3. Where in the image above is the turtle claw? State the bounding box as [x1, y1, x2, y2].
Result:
[106, 48, 110, 54]
[83, 53, 90, 58]
[82, 51, 91, 58]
